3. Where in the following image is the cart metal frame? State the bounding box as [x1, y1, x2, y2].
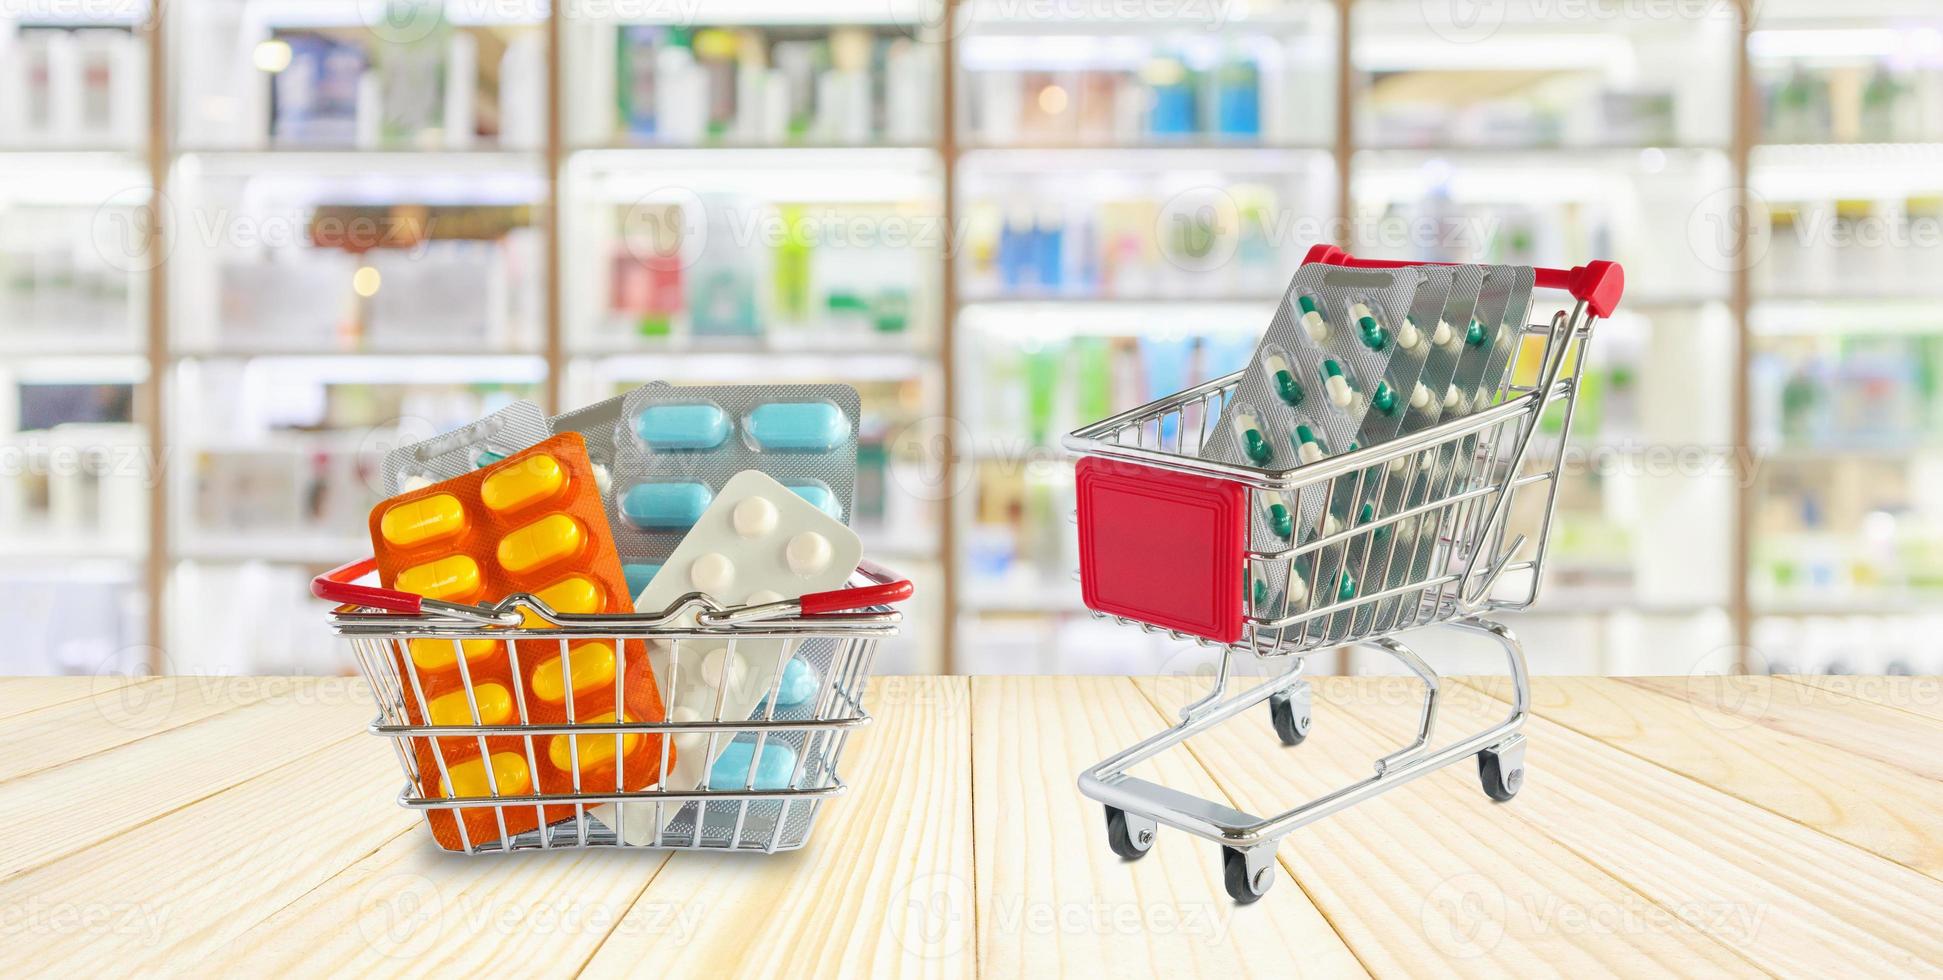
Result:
[1062, 250, 1620, 901]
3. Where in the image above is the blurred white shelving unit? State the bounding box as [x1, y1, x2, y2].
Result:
[16, 0, 1943, 677]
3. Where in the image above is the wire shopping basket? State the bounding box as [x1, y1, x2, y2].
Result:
[1064, 246, 1624, 901]
[313, 556, 912, 854]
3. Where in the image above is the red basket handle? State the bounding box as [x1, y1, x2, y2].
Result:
[313, 557, 421, 613]
[314, 556, 913, 618]
[800, 559, 914, 615]
[1303, 245, 1625, 319]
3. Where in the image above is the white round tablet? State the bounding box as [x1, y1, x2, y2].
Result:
[747, 589, 783, 605]
[732, 495, 779, 539]
[786, 532, 832, 576]
[689, 553, 736, 594]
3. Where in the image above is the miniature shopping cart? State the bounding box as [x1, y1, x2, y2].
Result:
[1065, 246, 1623, 902]
[313, 557, 912, 854]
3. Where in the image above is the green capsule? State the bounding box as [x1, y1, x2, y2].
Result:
[1268, 502, 1293, 539]
[1336, 570, 1357, 602]
[1242, 428, 1271, 465]
[1466, 318, 1490, 348]
[1295, 425, 1324, 451]
[1357, 315, 1389, 351]
[1371, 381, 1398, 415]
[1297, 294, 1321, 316]
[1252, 576, 1268, 607]
[1274, 371, 1305, 406]
[474, 449, 507, 468]
[1360, 501, 1389, 542]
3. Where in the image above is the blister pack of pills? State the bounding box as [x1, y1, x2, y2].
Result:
[1381, 265, 1537, 631]
[549, 383, 860, 607]
[595, 469, 862, 844]
[367, 433, 672, 850]
[380, 400, 551, 495]
[1207, 264, 1457, 632]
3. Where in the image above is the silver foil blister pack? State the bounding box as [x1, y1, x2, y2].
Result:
[379, 400, 551, 495]
[1204, 264, 1454, 635]
[552, 382, 861, 608]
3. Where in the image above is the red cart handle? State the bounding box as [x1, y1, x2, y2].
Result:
[313, 556, 913, 618]
[1303, 245, 1625, 319]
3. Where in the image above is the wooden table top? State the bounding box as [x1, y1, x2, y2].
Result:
[2, 674, 1939, 976]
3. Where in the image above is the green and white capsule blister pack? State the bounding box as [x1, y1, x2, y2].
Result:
[380, 400, 551, 495]
[1382, 265, 1536, 631]
[1205, 264, 1454, 631]
[551, 382, 861, 608]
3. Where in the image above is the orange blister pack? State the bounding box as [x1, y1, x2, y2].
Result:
[367, 432, 672, 851]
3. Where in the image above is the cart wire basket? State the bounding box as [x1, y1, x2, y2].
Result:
[1063, 246, 1624, 902]
[313, 557, 912, 854]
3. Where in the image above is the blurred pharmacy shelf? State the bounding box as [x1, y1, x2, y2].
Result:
[12, 0, 1943, 679]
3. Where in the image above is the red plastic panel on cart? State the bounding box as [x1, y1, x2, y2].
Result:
[1075, 457, 1248, 644]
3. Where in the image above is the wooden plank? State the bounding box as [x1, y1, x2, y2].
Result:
[1459, 676, 1943, 876]
[1439, 677, 1943, 974]
[0, 676, 147, 722]
[578, 676, 977, 979]
[199, 823, 668, 974]
[1625, 675, 1943, 783]
[970, 676, 1363, 978]
[1774, 675, 1943, 724]
[0, 676, 312, 784]
[0, 733, 414, 971]
[0, 679, 375, 880]
[1135, 676, 1760, 977]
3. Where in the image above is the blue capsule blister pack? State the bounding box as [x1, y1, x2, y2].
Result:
[551, 382, 861, 607]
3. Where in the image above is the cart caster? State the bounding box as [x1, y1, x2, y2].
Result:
[1104, 806, 1156, 860]
[1478, 736, 1526, 803]
[1268, 685, 1311, 746]
[1221, 845, 1277, 904]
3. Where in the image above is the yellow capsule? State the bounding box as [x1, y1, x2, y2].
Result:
[442, 751, 532, 799]
[547, 710, 640, 773]
[396, 555, 483, 602]
[480, 453, 568, 515]
[427, 683, 515, 727]
[407, 636, 499, 672]
[379, 493, 468, 548]
[520, 575, 606, 628]
[530, 640, 617, 704]
[496, 513, 586, 575]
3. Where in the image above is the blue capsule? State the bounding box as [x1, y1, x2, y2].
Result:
[618, 482, 712, 530]
[745, 402, 847, 452]
[632, 403, 730, 450]
[786, 482, 842, 520]
[705, 739, 798, 790]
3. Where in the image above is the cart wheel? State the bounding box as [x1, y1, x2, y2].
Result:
[1268, 692, 1311, 746]
[1104, 806, 1155, 860]
[1222, 846, 1274, 904]
[1478, 741, 1526, 802]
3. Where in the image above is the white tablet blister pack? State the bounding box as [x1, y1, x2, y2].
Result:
[598, 469, 862, 843]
